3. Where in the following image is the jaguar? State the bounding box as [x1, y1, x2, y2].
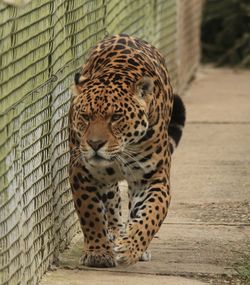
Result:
[68, 34, 185, 267]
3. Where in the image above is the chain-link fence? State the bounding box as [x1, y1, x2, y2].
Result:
[0, 1, 202, 284]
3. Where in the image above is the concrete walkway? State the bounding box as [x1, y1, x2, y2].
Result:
[40, 67, 250, 285]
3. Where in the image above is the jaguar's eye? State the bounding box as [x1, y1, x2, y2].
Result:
[111, 113, 123, 122]
[82, 114, 90, 122]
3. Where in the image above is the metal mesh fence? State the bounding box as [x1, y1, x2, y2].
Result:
[0, 1, 202, 284]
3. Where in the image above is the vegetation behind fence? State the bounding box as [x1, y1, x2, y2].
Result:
[202, 0, 250, 67]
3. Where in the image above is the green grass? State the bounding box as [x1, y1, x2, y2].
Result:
[235, 258, 250, 283]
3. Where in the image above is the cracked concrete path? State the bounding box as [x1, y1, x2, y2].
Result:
[40, 67, 250, 285]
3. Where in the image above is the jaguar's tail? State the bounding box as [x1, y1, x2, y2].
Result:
[168, 94, 186, 154]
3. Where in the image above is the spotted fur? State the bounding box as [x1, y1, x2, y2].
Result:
[69, 34, 185, 267]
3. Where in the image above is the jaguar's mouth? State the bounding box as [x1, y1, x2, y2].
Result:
[92, 154, 105, 161]
[91, 153, 116, 162]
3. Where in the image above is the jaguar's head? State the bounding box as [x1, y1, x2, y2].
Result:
[70, 73, 154, 166]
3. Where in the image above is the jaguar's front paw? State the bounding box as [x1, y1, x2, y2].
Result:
[114, 236, 141, 266]
[79, 250, 117, 268]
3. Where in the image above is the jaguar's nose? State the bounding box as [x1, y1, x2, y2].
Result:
[87, 139, 107, 151]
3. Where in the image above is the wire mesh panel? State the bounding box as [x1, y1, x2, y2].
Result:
[106, 0, 154, 41]
[0, 2, 53, 284]
[153, 0, 178, 90]
[0, 1, 202, 284]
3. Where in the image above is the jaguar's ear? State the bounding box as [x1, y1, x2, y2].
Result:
[74, 72, 82, 85]
[136, 77, 154, 98]
[71, 73, 89, 97]
[74, 72, 89, 85]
